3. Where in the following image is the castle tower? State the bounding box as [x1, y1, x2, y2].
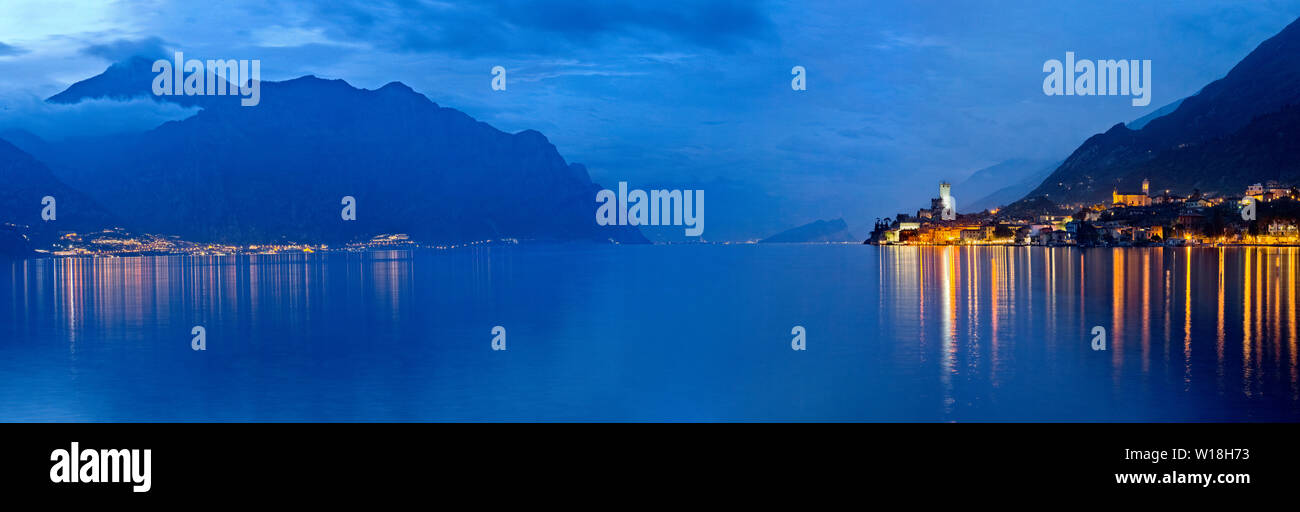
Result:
[939, 182, 951, 199]
[1142, 179, 1149, 196]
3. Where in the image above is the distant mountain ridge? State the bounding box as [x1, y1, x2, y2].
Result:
[17, 60, 646, 245]
[1017, 16, 1300, 206]
[958, 158, 1060, 213]
[0, 139, 116, 252]
[760, 218, 856, 243]
[1126, 97, 1185, 130]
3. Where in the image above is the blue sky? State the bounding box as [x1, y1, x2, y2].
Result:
[2, 0, 1299, 239]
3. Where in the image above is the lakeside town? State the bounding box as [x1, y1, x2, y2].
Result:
[8, 177, 1300, 257]
[867, 179, 1300, 247]
[0, 226, 519, 258]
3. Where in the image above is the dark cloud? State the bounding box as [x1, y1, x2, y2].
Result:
[304, 0, 775, 56]
[0, 41, 25, 56]
[81, 36, 170, 61]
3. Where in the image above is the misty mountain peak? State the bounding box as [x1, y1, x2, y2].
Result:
[46, 56, 163, 104]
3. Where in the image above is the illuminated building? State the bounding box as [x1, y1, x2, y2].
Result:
[1112, 178, 1152, 207]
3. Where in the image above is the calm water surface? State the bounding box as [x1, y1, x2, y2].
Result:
[1, 245, 1297, 421]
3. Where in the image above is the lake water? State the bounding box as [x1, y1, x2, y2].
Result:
[1, 245, 1298, 421]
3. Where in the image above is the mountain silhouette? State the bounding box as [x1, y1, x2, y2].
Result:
[760, 218, 856, 243]
[26, 62, 646, 245]
[0, 139, 116, 254]
[46, 55, 238, 109]
[1016, 16, 1300, 206]
[957, 158, 1060, 213]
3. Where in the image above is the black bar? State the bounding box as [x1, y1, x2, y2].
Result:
[1, 423, 1292, 498]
